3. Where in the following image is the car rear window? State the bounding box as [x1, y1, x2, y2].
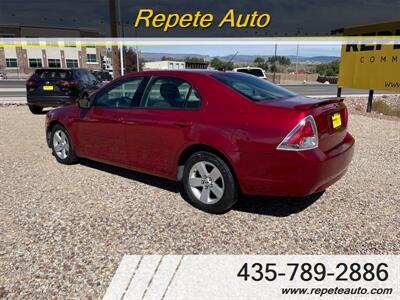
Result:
[236, 68, 264, 77]
[212, 72, 296, 101]
[33, 69, 72, 80]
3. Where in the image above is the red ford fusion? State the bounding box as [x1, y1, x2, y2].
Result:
[45, 70, 354, 214]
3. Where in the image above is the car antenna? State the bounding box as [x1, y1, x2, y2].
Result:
[224, 51, 239, 71]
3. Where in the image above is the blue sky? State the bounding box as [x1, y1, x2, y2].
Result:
[138, 44, 341, 57]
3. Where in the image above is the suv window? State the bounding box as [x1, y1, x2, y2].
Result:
[212, 72, 296, 101]
[143, 77, 201, 109]
[93, 77, 145, 108]
[33, 69, 71, 80]
[86, 71, 97, 83]
[78, 70, 90, 83]
[236, 68, 264, 77]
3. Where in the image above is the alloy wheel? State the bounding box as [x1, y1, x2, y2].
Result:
[53, 130, 70, 160]
[188, 161, 225, 204]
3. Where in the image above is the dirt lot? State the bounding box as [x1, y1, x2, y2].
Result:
[0, 106, 399, 298]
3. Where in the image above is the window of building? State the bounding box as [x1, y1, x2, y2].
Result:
[6, 58, 18, 68]
[66, 59, 79, 68]
[28, 58, 43, 68]
[48, 59, 61, 68]
[86, 54, 97, 63]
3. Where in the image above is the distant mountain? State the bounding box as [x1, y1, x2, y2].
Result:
[141, 52, 339, 65]
[142, 52, 211, 61]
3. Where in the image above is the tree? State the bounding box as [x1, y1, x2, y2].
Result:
[185, 56, 207, 64]
[210, 57, 234, 70]
[267, 56, 291, 66]
[124, 49, 144, 72]
[316, 60, 340, 76]
[161, 56, 175, 61]
[269, 63, 278, 73]
[253, 57, 268, 71]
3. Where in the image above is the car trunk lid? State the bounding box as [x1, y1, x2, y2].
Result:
[261, 96, 349, 152]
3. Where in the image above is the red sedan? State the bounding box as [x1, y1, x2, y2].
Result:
[45, 70, 354, 214]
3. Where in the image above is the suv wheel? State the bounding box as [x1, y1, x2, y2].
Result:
[50, 124, 78, 164]
[183, 151, 237, 214]
[28, 105, 43, 114]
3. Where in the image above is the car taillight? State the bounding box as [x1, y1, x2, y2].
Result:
[342, 107, 348, 128]
[58, 80, 78, 88]
[277, 115, 318, 151]
[26, 80, 37, 87]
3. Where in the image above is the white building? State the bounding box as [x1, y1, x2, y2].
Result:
[0, 24, 108, 78]
[144, 60, 185, 70]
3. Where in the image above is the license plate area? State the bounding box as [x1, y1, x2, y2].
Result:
[43, 85, 54, 91]
[331, 112, 342, 130]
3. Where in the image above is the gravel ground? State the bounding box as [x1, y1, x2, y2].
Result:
[345, 95, 400, 120]
[0, 106, 399, 298]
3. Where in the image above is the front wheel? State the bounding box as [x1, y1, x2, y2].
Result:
[28, 105, 43, 114]
[50, 124, 78, 164]
[183, 151, 238, 214]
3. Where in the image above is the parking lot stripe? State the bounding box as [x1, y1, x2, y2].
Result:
[102, 255, 141, 300]
[123, 255, 163, 300]
[143, 256, 183, 300]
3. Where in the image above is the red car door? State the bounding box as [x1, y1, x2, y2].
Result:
[123, 76, 203, 178]
[75, 77, 146, 165]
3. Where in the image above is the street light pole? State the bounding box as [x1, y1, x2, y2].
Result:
[117, 0, 124, 76]
[295, 43, 299, 81]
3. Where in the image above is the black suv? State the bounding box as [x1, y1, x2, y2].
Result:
[26, 68, 101, 114]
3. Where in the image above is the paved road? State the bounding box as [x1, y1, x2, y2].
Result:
[0, 80, 398, 101]
[0, 80, 26, 88]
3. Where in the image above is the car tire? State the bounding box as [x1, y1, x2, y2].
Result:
[50, 124, 78, 165]
[28, 105, 43, 114]
[183, 151, 238, 214]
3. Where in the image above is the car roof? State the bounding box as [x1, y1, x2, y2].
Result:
[34, 68, 87, 72]
[234, 67, 263, 70]
[119, 69, 227, 79]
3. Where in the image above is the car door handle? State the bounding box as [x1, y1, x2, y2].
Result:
[174, 120, 192, 128]
[112, 116, 123, 123]
[122, 120, 137, 125]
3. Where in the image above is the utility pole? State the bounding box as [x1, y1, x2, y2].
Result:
[273, 43, 277, 83]
[109, 0, 121, 78]
[136, 47, 140, 72]
[295, 43, 299, 81]
[118, 0, 125, 75]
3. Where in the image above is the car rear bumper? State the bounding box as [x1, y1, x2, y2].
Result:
[237, 133, 355, 196]
[27, 95, 77, 107]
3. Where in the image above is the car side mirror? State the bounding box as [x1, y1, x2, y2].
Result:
[77, 97, 90, 109]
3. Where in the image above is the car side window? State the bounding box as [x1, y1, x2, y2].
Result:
[186, 88, 201, 108]
[93, 77, 145, 108]
[77, 70, 89, 83]
[143, 77, 201, 109]
[87, 71, 97, 83]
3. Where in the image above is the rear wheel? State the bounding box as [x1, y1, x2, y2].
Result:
[28, 105, 43, 114]
[183, 151, 237, 214]
[50, 124, 78, 164]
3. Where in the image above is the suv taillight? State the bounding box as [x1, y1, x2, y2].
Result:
[58, 80, 78, 88]
[26, 80, 37, 87]
[277, 115, 318, 151]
